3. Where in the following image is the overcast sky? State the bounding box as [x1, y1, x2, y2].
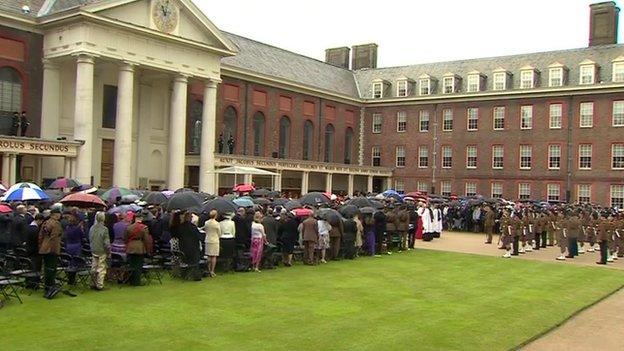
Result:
[198, 0, 623, 67]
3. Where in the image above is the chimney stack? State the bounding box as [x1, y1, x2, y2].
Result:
[589, 1, 620, 46]
[351, 43, 378, 70]
[325, 47, 351, 69]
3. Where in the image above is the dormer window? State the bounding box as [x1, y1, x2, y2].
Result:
[372, 82, 383, 98]
[396, 80, 408, 97]
[520, 66, 539, 89]
[419, 78, 430, 95]
[579, 60, 597, 85]
[492, 68, 511, 90]
[548, 62, 568, 87]
[612, 57, 624, 82]
[442, 73, 460, 94]
[466, 71, 485, 92]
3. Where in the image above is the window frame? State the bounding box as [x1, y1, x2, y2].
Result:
[419, 110, 430, 132]
[440, 181, 452, 197]
[549, 103, 562, 129]
[491, 182, 503, 198]
[612, 143, 624, 170]
[418, 146, 429, 168]
[548, 144, 561, 170]
[549, 67, 563, 87]
[520, 105, 533, 130]
[467, 74, 480, 93]
[579, 64, 595, 85]
[613, 61, 624, 82]
[443, 76, 455, 94]
[465, 182, 477, 197]
[547, 183, 560, 202]
[395, 145, 406, 168]
[578, 184, 591, 203]
[467, 107, 479, 131]
[492, 145, 504, 169]
[396, 80, 408, 97]
[442, 108, 453, 131]
[610, 185, 624, 208]
[520, 70, 534, 89]
[419, 78, 431, 96]
[441, 146, 452, 169]
[372, 113, 382, 134]
[518, 183, 531, 200]
[493, 72, 506, 91]
[466, 145, 477, 169]
[372, 82, 383, 99]
[578, 144, 592, 170]
[579, 102, 594, 128]
[396, 111, 407, 132]
[612, 100, 624, 127]
[493, 106, 505, 130]
[371, 146, 381, 167]
[519, 145, 532, 170]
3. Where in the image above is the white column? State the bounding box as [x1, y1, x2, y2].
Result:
[73, 54, 95, 185]
[301, 171, 309, 195]
[347, 174, 354, 197]
[167, 74, 188, 190]
[112, 62, 135, 188]
[2, 154, 9, 185]
[385, 177, 393, 190]
[199, 79, 219, 194]
[325, 173, 333, 194]
[244, 174, 253, 185]
[273, 171, 282, 192]
[367, 175, 374, 194]
[41, 60, 63, 179]
[9, 154, 17, 184]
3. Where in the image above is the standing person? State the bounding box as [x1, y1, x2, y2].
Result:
[555, 212, 568, 261]
[250, 212, 266, 272]
[227, 135, 235, 154]
[111, 212, 133, 256]
[203, 210, 221, 277]
[171, 211, 202, 281]
[219, 212, 236, 271]
[565, 211, 581, 258]
[301, 213, 318, 265]
[484, 206, 495, 244]
[262, 209, 279, 246]
[511, 212, 522, 256]
[354, 213, 364, 257]
[11, 205, 29, 249]
[328, 216, 344, 260]
[217, 134, 224, 153]
[278, 212, 298, 266]
[19, 111, 30, 136]
[363, 214, 377, 256]
[397, 206, 410, 252]
[124, 212, 151, 286]
[38, 208, 63, 298]
[10, 111, 19, 136]
[414, 202, 424, 241]
[596, 214, 612, 265]
[88, 212, 110, 291]
[234, 207, 251, 250]
[342, 215, 357, 259]
[500, 210, 513, 258]
[316, 216, 331, 264]
[63, 210, 85, 286]
[25, 214, 44, 271]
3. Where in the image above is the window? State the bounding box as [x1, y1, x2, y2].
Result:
[549, 67, 563, 87]
[549, 104, 562, 129]
[520, 145, 532, 169]
[520, 70, 534, 89]
[396, 111, 407, 132]
[395, 180, 405, 194]
[418, 146, 429, 168]
[189, 100, 203, 154]
[442, 109, 453, 131]
[372, 113, 382, 133]
[548, 145, 561, 170]
[466, 146, 477, 169]
[441, 181, 451, 196]
[493, 106, 505, 130]
[222, 106, 237, 154]
[580, 102, 593, 128]
[443, 76, 455, 94]
[442, 146, 452, 168]
[467, 108, 479, 131]
[102, 84, 118, 129]
[520, 105, 533, 130]
[467, 74, 480, 92]
[491, 182, 503, 198]
[372, 82, 383, 98]
[372, 146, 381, 166]
[417, 181, 429, 193]
[578, 144, 592, 170]
[493, 72, 506, 90]
[578, 184, 591, 203]
[613, 61, 624, 82]
[396, 146, 405, 167]
[611, 185, 624, 208]
[419, 110, 430, 132]
[303, 120, 314, 160]
[465, 182, 477, 197]
[252, 112, 265, 157]
[419, 78, 430, 96]
[613, 144, 624, 169]
[324, 124, 335, 162]
[397, 80, 408, 97]
[547, 184, 560, 202]
[344, 128, 354, 164]
[0, 67, 22, 115]
[492, 145, 504, 169]
[278, 116, 291, 158]
[579, 65, 595, 85]
[518, 183, 531, 200]
[613, 101, 624, 127]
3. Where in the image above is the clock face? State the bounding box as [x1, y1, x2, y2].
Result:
[152, 0, 179, 33]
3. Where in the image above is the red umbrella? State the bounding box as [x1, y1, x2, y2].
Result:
[233, 184, 255, 193]
[406, 191, 423, 198]
[60, 193, 107, 208]
[292, 208, 314, 217]
[0, 204, 12, 213]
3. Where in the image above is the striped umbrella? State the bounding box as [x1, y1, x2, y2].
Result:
[3, 182, 50, 202]
[48, 178, 81, 189]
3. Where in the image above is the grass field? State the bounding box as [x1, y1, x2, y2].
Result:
[2, 250, 623, 351]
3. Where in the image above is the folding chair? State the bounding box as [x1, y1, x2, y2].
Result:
[109, 253, 130, 286]
[63, 256, 91, 291]
[17, 257, 42, 293]
[141, 256, 163, 285]
[0, 275, 22, 304]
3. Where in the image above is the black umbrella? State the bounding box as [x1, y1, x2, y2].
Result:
[44, 189, 65, 203]
[369, 199, 385, 209]
[339, 204, 360, 218]
[251, 188, 270, 197]
[165, 192, 203, 212]
[317, 208, 342, 224]
[347, 197, 373, 208]
[285, 200, 302, 211]
[252, 197, 271, 205]
[360, 207, 377, 215]
[267, 191, 281, 198]
[190, 191, 215, 203]
[273, 198, 289, 206]
[174, 187, 194, 194]
[300, 192, 330, 207]
[203, 197, 237, 214]
[142, 192, 168, 205]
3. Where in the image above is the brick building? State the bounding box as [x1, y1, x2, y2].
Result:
[0, 0, 621, 205]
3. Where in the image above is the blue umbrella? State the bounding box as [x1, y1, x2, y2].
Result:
[3, 182, 50, 202]
[233, 197, 254, 208]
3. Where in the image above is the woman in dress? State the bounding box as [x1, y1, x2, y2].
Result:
[278, 212, 299, 267]
[203, 210, 221, 277]
[316, 216, 331, 263]
[250, 212, 267, 272]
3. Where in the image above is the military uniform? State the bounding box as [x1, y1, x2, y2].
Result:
[565, 215, 581, 258]
[499, 214, 513, 258]
[595, 218, 612, 264]
[484, 209, 496, 244]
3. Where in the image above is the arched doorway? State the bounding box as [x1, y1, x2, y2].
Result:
[0, 67, 22, 135]
[303, 120, 314, 160]
[252, 112, 265, 157]
[344, 127, 354, 164]
[222, 106, 237, 154]
[324, 124, 335, 163]
[278, 116, 291, 158]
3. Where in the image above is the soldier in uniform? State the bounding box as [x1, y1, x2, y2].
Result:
[564, 211, 581, 258]
[614, 214, 623, 258]
[500, 209, 513, 258]
[521, 209, 534, 252]
[483, 206, 496, 244]
[547, 210, 557, 246]
[396, 206, 410, 252]
[595, 213, 612, 265]
[511, 212, 522, 256]
[555, 212, 568, 261]
[533, 211, 544, 250]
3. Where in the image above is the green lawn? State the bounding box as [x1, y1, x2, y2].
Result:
[2, 250, 623, 351]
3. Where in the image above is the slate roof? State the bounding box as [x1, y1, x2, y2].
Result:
[354, 44, 624, 99]
[221, 32, 360, 98]
[0, 0, 46, 17]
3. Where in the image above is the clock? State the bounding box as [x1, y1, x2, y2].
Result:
[152, 0, 179, 33]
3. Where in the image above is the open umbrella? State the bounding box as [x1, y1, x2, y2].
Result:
[174, 188, 194, 194]
[44, 189, 65, 203]
[251, 188, 270, 197]
[369, 199, 385, 209]
[3, 183, 49, 202]
[142, 192, 168, 205]
[347, 197, 373, 208]
[162, 190, 175, 198]
[233, 184, 255, 193]
[0, 204, 13, 213]
[71, 184, 98, 194]
[0, 183, 6, 192]
[272, 198, 290, 206]
[360, 207, 377, 215]
[267, 191, 281, 198]
[339, 204, 359, 218]
[300, 192, 330, 207]
[233, 197, 254, 208]
[252, 197, 271, 205]
[203, 197, 237, 214]
[101, 187, 132, 204]
[292, 208, 314, 217]
[165, 192, 203, 212]
[48, 178, 81, 189]
[284, 200, 302, 211]
[60, 193, 107, 208]
[107, 203, 142, 214]
[316, 208, 342, 224]
[120, 194, 140, 204]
